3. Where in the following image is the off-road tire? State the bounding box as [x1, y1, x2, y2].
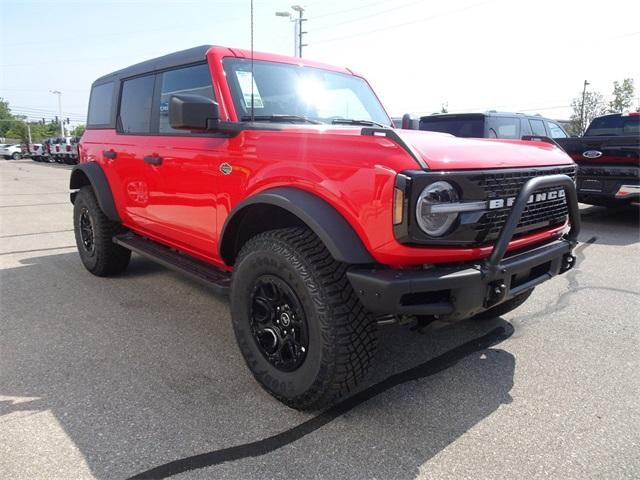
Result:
[473, 288, 534, 320]
[230, 227, 378, 411]
[73, 186, 131, 276]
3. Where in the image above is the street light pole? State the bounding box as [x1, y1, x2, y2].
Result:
[276, 5, 307, 58]
[50, 90, 64, 137]
[580, 80, 590, 135]
[291, 5, 306, 58]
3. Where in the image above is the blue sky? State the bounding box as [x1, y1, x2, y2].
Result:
[1, 0, 638, 127]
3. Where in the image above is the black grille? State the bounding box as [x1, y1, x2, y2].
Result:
[470, 166, 576, 242]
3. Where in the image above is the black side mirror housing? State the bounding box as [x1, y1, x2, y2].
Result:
[169, 94, 242, 136]
[169, 94, 219, 131]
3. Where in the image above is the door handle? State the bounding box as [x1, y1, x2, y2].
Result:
[143, 155, 163, 166]
[103, 149, 117, 159]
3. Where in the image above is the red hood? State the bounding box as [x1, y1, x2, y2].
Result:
[397, 130, 574, 170]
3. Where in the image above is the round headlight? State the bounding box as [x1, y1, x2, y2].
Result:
[416, 181, 459, 236]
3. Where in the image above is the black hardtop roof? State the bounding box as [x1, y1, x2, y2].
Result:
[92, 45, 217, 86]
[592, 112, 624, 118]
[420, 111, 551, 121]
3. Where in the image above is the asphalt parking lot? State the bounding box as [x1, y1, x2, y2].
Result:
[1, 157, 639, 479]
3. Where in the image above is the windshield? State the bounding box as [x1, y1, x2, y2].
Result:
[223, 58, 391, 126]
[585, 115, 640, 136]
[419, 116, 485, 138]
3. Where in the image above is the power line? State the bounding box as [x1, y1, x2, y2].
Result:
[2, 13, 252, 48]
[312, 0, 494, 44]
[10, 112, 86, 122]
[0, 88, 88, 93]
[308, 0, 401, 21]
[10, 105, 85, 116]
[312, 0, 427, 32]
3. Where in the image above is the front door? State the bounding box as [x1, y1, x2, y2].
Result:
[139, 63, 226, 262]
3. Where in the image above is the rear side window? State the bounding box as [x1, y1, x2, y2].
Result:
[159, 63, 214, 133]
[119, 75, 155, 134]
[529, 119, 547, 136]
[419, 116, 485, 137]
[585, 115, 640, 136]
[547, 121, 567, 138]
[487, 117, 520, 139]
[87, 82, 114, 127]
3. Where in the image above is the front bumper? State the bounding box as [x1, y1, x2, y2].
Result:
[347, 174, 581, 320]
[577, 164, 640, 205]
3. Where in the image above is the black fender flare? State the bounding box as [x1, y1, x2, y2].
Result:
[219, 187, 375, 265]
[69, 162, 120, 222]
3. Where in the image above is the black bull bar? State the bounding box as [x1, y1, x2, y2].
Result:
[347, 174, 581, 320]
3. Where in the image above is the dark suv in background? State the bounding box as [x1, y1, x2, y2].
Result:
[401, 112, 569, 140]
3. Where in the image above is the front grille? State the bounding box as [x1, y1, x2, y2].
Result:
[469, 166, 576, 242]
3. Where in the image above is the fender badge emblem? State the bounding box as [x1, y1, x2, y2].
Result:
[219, 163, 233, 175]
[582, 150, 602, 159]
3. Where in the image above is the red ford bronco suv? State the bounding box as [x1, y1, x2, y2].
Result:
[71, 45, 580, 410]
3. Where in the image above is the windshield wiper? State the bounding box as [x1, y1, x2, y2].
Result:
[331, 118, 389, 128]
[240, 114, 322, 125]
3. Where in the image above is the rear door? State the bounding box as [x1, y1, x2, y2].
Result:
[110, 74, 156, 225]
[138, 63, 227, 261]
[486, 116, 520, 139]
[545, 120, 568, 139]
[529, 118, 548, 137]
[418, 114, 485, 137]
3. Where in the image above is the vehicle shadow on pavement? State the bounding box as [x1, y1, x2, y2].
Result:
[579, 205, 639, 246]
[1, 251, 515, 480]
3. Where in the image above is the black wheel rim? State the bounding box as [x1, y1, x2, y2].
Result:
[250, 275, 309, 372]
[79, 207, 95, 254]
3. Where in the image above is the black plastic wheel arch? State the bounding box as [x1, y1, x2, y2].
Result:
[219, 187, 375, 266]
[69, 162, 120, 222]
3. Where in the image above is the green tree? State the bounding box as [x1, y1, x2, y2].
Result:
[569, 90, 606, 135]
[71, 124, 86, 137]
[0, 97, 14, 138]
[4, 122, 29, 143]
[608, 78, 635, 113]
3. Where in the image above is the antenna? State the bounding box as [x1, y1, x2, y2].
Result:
[250, 0, 255, 122]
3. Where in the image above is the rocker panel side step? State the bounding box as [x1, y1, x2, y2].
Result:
[113, 232, 230, 295]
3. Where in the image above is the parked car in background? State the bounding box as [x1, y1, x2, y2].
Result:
[556, 112, 640, 207]
[67, 136, 80, 164]
[42, 139, 53, 162]
[402, 112, 569, 140]
[0, 143, 23, 160]
[28, 143, 44, 161]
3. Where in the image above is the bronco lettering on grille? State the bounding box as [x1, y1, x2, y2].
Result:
[488, 188, 565, 210]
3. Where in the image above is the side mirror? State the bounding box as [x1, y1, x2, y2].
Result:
[169, 94, 220, 131]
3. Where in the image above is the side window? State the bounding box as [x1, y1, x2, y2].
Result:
[520, 118, 532, 136]
[529, 119, 547, 136]
[547, 121, 567, 138]
[119, 75, 155, 134]
[159, 64, 214, 133]
[488, 117, 520, 139]
[87, 82, 114, 127]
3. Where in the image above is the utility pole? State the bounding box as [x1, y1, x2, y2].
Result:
[26, 122, 32, 145]
[292, 5, 307, 58]
[579, 80, 590, 135]
[275, 5, 307, 58]
[50, 90, 65, 137]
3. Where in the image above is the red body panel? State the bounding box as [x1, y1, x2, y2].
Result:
[398, 130, 575, 170]
[80, 46, 575, 269]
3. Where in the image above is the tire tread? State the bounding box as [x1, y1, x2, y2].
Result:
[234, 227, 377, 410]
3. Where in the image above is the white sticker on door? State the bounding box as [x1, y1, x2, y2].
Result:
[235, 71, 264, 108]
